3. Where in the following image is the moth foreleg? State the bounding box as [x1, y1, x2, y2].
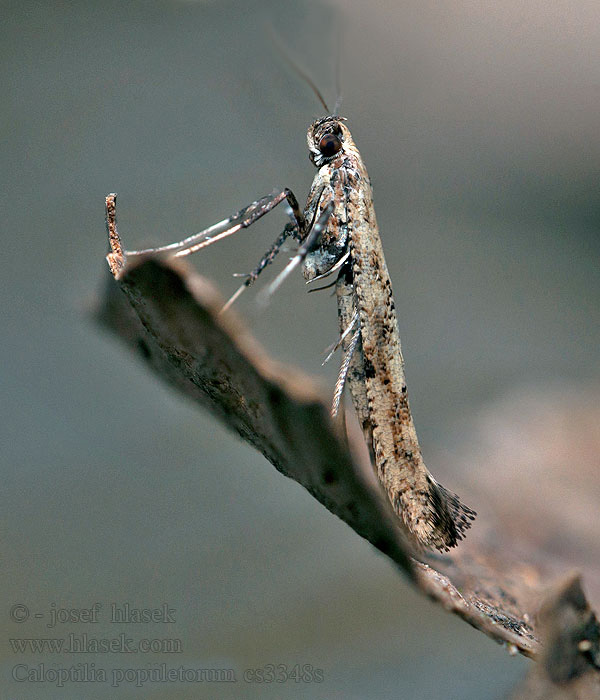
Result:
[108, 188, 305, 264]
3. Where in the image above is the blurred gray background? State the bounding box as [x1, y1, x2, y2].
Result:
[2, 0, 599, 698]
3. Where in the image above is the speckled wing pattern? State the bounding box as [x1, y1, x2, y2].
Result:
[303, 117, 475, 551]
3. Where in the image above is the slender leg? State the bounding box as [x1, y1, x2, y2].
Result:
[306, 249, 350, 285]
[220, 221, 299, 313]
[170, 188, 304, 258]
[118, 188, 305, 259]
[331, 327, 360, 417]
[128, 198, 270, 257]
[225, 191, 333, 311]
[322, 308, 359, 365]
[260, 200, 335, 301]
[105, 187, 333, 313]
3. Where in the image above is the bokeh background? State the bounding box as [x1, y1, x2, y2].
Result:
[2, 1, 599, 698]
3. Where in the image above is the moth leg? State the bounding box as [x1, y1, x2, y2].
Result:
[222, 190, 331, 311]
[110, 188, 305, 261]
[221, 221, 299, 313]
[331, 326, 360, 417]
[322, 307, 359, 365]
[306, 250, 350, 285]
[260, 199, 335, 301]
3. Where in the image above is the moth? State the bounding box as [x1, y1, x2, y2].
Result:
[106, 114, 476, 552]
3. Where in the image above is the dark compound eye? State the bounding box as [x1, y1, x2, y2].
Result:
[318, 132, 342, 157]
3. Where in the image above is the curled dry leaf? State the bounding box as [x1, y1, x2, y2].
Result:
[98, 195, 599, 693]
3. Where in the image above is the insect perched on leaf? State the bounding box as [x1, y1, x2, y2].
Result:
[106, 91, 476, 552]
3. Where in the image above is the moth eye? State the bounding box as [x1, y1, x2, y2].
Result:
[318, 133, 342, 158]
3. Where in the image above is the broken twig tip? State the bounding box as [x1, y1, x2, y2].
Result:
[105, 192, 126, 278]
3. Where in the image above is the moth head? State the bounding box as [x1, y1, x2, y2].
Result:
[307, 116, 348, 168]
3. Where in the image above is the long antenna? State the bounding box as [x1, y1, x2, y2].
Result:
[266, 24, 331, 113]
[332, 13, 343, 116]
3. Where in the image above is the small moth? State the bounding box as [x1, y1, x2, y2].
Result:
[106, 114, 476, 551]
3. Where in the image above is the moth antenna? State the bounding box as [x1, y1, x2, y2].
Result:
[333, 94, 343, 118]
[266, 24, 330, 113]
[332, 14, 343, 117]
